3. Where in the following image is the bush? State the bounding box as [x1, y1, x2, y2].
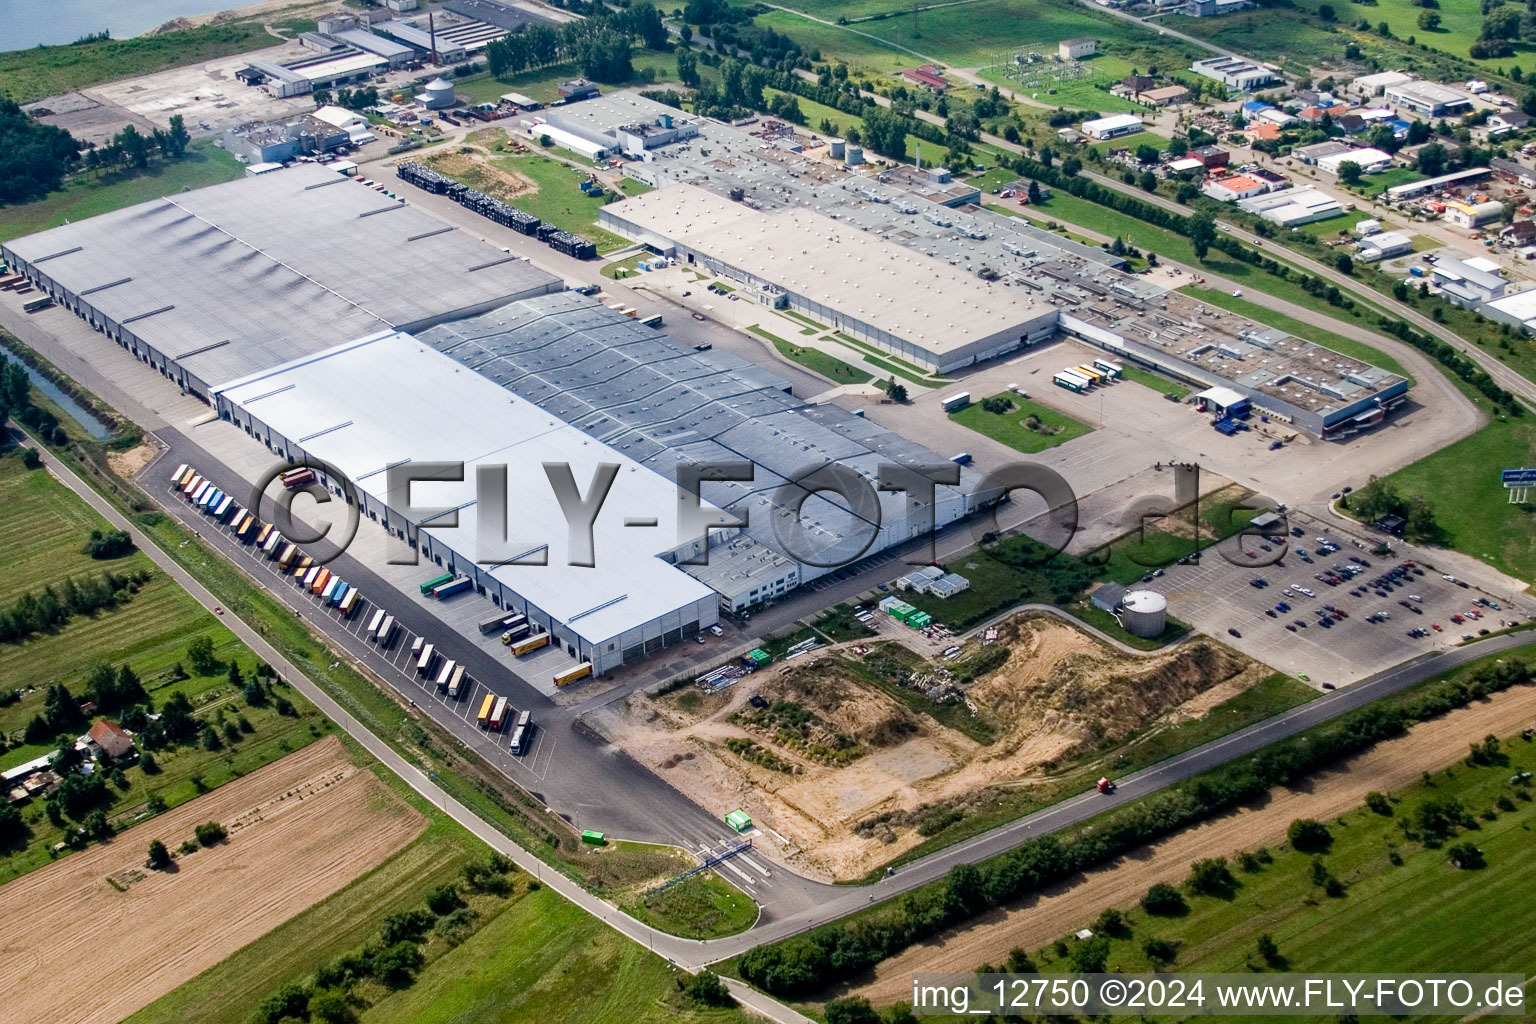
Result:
[1287, 818, 1333, 852]
[1143, 937, 1179, 964]
[371, 940, 424, 988]
[193, 821, 227, 847]
[684, 970, 737, 1007]
[1365, 791, 1392, 815]
[380, 909, 433, 945]
[147, 838, 171, 869]
[426, 883, 465, 915]
[1448, 842, 1485, 869]
[1093, 907, 1130, 938]
[1187, 858, 1237, 898]
[1141, 882, 1187, 916]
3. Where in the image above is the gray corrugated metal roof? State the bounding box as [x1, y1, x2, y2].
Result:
[6, 165, 559, 386]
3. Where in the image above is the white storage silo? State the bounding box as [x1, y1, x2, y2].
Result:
[1120, 590, 1167, 638]
[417, 77, 457, 110]
[828, 138, 845, 159]
[845, 144, 864, 166]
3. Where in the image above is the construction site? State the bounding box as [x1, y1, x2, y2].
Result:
[611, 612, 1266, 881]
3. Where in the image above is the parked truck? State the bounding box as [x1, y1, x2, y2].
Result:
[375, 615, 397, 648]
[446, 664, 467, 699]
[511, 632, 550, 655]
[416, 643, 437, 675]
[419, 571, 454, 596]
[434, 659, 457, 692]
[487, 696, 509, 731]
[432, 576, 471, 599]
[281, 468, 317, 490]
[553, 662, 593, 687]
[339, 588, 361, 617]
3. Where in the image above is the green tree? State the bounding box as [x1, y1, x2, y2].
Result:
[1337, 160, 1363, 186]
[825, 996, 882, 1024]
[684, 971, 737, 1007]
[1189, 211, 1216, 260]
[1257, 933, 1283, 966]
[194, 821, 227, 847]
[1447, 842, 1485, 868]
[1288, 818, 1333, 852]
[372, 941, 425, 988]
[1144, 936, 1179, 964]
[1419, 10, 1442, 29]
[1068, 936, 1110, 973]
[186, 636, 219, 676]
[147, 838, 172, 868]
[1142, 882, 1186, 915]
[1186, 857, 1236, 897]
[308, 989, 355, 1024]
[1336, 253, 1354, 275]
[886, 380, 909, 403]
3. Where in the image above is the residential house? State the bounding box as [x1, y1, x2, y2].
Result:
[1489, 111, 1533, 136]
[88, 719, 135, 760]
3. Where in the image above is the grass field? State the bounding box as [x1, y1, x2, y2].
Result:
[0, 454, 325, 883]
[1182, 287, 1414, 381]
[484, 153, 631, 253]
[1374, 414, 1536, 584]
[770, 0, 1194, 75]
[950, 393, 1093, 453]
[1290, 0, 1514, 76]
[359, 885, 753, 1024]
[977, 56, 1143, 114]
[748, 325, 873, 384]
[0, 141, 243, 245]
[0, 18, 312, 105]
[624, 871, 759, 940]
[1352, 166, 1425, 198]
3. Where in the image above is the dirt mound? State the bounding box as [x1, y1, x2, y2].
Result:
[423, 148, 536, 203]
[617, 614, 1263, 880]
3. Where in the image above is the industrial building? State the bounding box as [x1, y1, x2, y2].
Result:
[1079, 113, 1144, 140]
[1317, 147, 1394, 176]
[1356, 231, 1413, 261]
[1383, 79, 1473, 118]
[214, 329, 720, 674]
[221, 114, 351, 164]
[1190, 56, 1279, 91]
[1058, 37, 1097, 60]
[1237, 187, 1343, 227]
[241, 49, 387, 98]
[524, 94, 701, 160]
[0, 165, 561, 397]
[1429, 255, 1507, 305]
[1061, 290, 1408, 439]
[417, 293, 985, 607]
[600, 184, 1061, 373]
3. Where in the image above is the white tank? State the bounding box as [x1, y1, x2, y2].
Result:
[845, 144, 864, 166]
[1121, 590, 1168, 638]
[828, 138, 845, 159]
[417, 77, 456, 109]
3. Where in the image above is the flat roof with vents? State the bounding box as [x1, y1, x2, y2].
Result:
[600, 183, 1056, 360]
[2, 164, 560, 388]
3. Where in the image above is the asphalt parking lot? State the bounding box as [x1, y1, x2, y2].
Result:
[1147, 526, 1523, 688]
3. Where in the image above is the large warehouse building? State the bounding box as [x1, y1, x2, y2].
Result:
[1, 166, 562, 397]
[214, 330, 720, 673]
[418, 293, 982, 609]
[600, 184, 1059, 373]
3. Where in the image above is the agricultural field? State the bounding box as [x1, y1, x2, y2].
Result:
[765, 0, 1197, 82]
[860, 686, 1536, 1011]
[615, 619, 1272, 880]
[950, 392, 1093, 454]
[0, 141, 243, 244]
[0, 737, 423, 1024]
[129, 779, 757, 1024]
[0, 454, 327, 881]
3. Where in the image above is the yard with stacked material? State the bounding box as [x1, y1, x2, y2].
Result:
[857, 681, 1536, 1013]
[616, 618, 1289, 881]
[0, 737, 424, 1024]
[0, 454, 326, 882]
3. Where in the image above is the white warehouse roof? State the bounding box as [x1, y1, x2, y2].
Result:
[214, 330, 718, 646]
[602, 184, 1055, 360]
[1080, 113, 1143, 133]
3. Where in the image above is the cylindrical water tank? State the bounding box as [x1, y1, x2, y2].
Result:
[1120, 590, 1167, 638]
[828, 138, 845, 159]
[845, 144, 864, 166]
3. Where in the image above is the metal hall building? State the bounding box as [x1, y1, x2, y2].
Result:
[1, 165, 561, 399]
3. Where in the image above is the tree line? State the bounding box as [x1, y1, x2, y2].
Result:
[484, 3, 667, 82]
[739, 657, 1531, 995]
[79, 116, 189, 175]
[0, 99, 81, 206]
[0, 569, 147, 645]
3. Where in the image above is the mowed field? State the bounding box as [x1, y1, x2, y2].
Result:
[0, 737, 423, 1024]
[857, 677, 1536, 1003]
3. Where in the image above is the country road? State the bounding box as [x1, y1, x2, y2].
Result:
[18, 420, 1534, 976]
